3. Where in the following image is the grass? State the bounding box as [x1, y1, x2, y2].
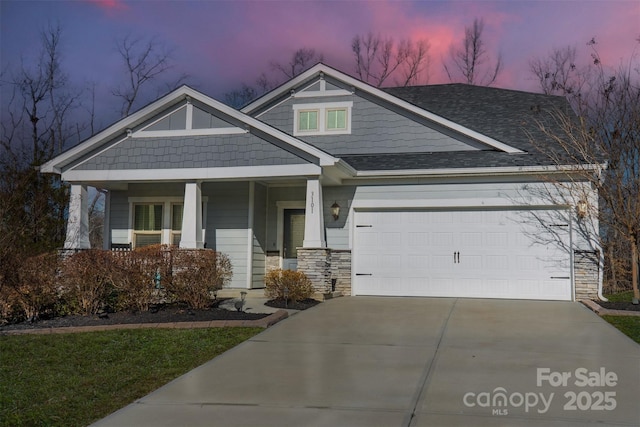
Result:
[602, 316, 640, 344]
[0, 327, 261, 427]
[603, 290, 636, 302]
[600, 290, 640, 345]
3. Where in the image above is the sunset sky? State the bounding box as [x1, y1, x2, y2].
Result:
[1, 0, 639, 125]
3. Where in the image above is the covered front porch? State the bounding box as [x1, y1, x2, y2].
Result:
[63, 177, 350, 291]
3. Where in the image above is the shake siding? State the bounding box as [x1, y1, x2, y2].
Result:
[258, 94, 477, 155]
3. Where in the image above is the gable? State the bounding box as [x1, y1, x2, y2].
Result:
[73, 133, 310, 171]
[255, 76, 487, 156]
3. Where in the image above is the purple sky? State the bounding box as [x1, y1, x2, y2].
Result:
[1, 0, 639, 126]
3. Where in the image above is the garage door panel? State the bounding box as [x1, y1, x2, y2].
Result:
[353, 209, 572, 300]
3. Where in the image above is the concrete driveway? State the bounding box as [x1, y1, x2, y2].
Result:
[92, 297, 640, 426]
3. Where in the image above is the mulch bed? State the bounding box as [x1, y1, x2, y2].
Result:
[265, 298, 320, 310]
[0, 300, 268, 332]
[596, 301, 640, 312]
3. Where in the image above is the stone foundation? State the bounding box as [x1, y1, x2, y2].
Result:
[297, 248, 352, 298]
[265, 251, 280, 273]
[297, 248, 332, 294]
[574, 250, 600, 300]
[330, 250, 352, 295]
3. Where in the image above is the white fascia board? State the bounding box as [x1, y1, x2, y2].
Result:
[42, 85, 338, 174]
[41, 86, 193, 173]
[354, 164, 602, 179]
[61, 163, 322, 182]
[242, 63, 524, 154]
[133, 128, 248, 138]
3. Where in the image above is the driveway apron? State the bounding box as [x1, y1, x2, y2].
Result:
[91, 297, 640, 427]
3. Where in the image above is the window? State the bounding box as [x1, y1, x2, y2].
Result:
[326, 108, 347, 130]
[297, 110, 319, 132]
[293, 101, 352, 136]
[128, 197, 208, 248]
[133, 204, 163, 247]
[171, 204, 183, 246]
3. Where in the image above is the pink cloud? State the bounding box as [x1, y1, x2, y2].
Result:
[84, 0, 129, 14]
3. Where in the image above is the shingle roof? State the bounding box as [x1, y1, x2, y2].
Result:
[383, 84, 574, 153]
[340, 84, 580, 171]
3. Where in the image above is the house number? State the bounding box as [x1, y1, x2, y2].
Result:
[310, 191, 315, 213]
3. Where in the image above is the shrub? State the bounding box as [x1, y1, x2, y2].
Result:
[111, 245, 173, 312]
[9, 252, 59, 322]
[264, 269, 314, 302]
[169, 249, 232, 309]
[59, 250, 114, 316]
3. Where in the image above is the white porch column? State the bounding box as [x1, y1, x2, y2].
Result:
[180, 181, 204, 249]
[102, 190, 111, 250]
[303, 178, 326, 247]
[64, 184, 90, 249]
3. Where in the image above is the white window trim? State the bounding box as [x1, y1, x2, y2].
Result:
[293, 101, 353, 136]
[128, 196, 208, 247]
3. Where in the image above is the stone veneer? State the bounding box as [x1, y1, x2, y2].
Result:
[297, 248, 332, 294]
[330, 250, 352, 295]
[574, 250, 600, 300]
[265, 251, 280, 273]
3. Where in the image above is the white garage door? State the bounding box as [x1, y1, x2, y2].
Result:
[353, 210, 572, 300]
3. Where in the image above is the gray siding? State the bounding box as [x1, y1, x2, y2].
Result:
[258, 94, 477, 155]
[75, 133, 308, 170]
[203, 182, 250, 289]
[266, 186, 306, 250]
[146, 107, 187, 131]
[252, 183, 268, 288]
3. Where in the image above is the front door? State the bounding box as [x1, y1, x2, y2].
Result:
[283, 209, 305, 270]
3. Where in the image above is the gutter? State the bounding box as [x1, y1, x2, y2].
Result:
[354, 163, 603, 179]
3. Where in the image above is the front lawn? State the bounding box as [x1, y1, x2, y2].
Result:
[602, 315, 640, 344]
[604, 290, 636, 302]
[0, 327, 261, 427]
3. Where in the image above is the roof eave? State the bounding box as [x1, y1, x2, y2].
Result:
[242, 63, 524, 154]
[354, 163, 603, 179]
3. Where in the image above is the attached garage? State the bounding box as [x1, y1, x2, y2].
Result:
[352, 209, 572, 301]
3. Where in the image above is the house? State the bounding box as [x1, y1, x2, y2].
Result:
[41, 63, 602, 301]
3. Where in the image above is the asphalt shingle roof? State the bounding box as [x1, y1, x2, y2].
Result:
[341, 84, 579, 171]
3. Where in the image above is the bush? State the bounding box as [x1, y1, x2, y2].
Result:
[264, 269, 314, 302]
[111, 245, 173, 312]
[7, 253, 59, 322]
[168, 249, 232, 309]
[59, 250, 114, 316]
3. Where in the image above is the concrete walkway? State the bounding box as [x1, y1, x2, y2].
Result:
[91, 297, 640, 427]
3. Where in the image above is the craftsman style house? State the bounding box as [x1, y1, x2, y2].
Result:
[41, 64, 602, 301]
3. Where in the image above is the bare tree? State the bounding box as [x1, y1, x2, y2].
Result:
[530, 40, 640, 301]
[112, 35, 186, 117]
[352, 32, 430, 87]
[444, 18, 503, 86]
[0, 24, 77, 265]
[271, 47, 323, 79]
[223, 48, 324, 108]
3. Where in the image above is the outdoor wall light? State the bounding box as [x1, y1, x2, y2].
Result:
[576, 200, 589, 219]
[331, 202, 341, 221]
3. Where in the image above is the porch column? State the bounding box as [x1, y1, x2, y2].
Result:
[180, 181, 204, 249]
[64, 184, 90, 249]
[303, 178, 326, 247]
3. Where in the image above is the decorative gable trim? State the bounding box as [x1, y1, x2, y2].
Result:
[41, 85, 340, 175]
[242, 64, 524, 155]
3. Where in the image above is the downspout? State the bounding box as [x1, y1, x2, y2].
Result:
[597, 249, 607, 302]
